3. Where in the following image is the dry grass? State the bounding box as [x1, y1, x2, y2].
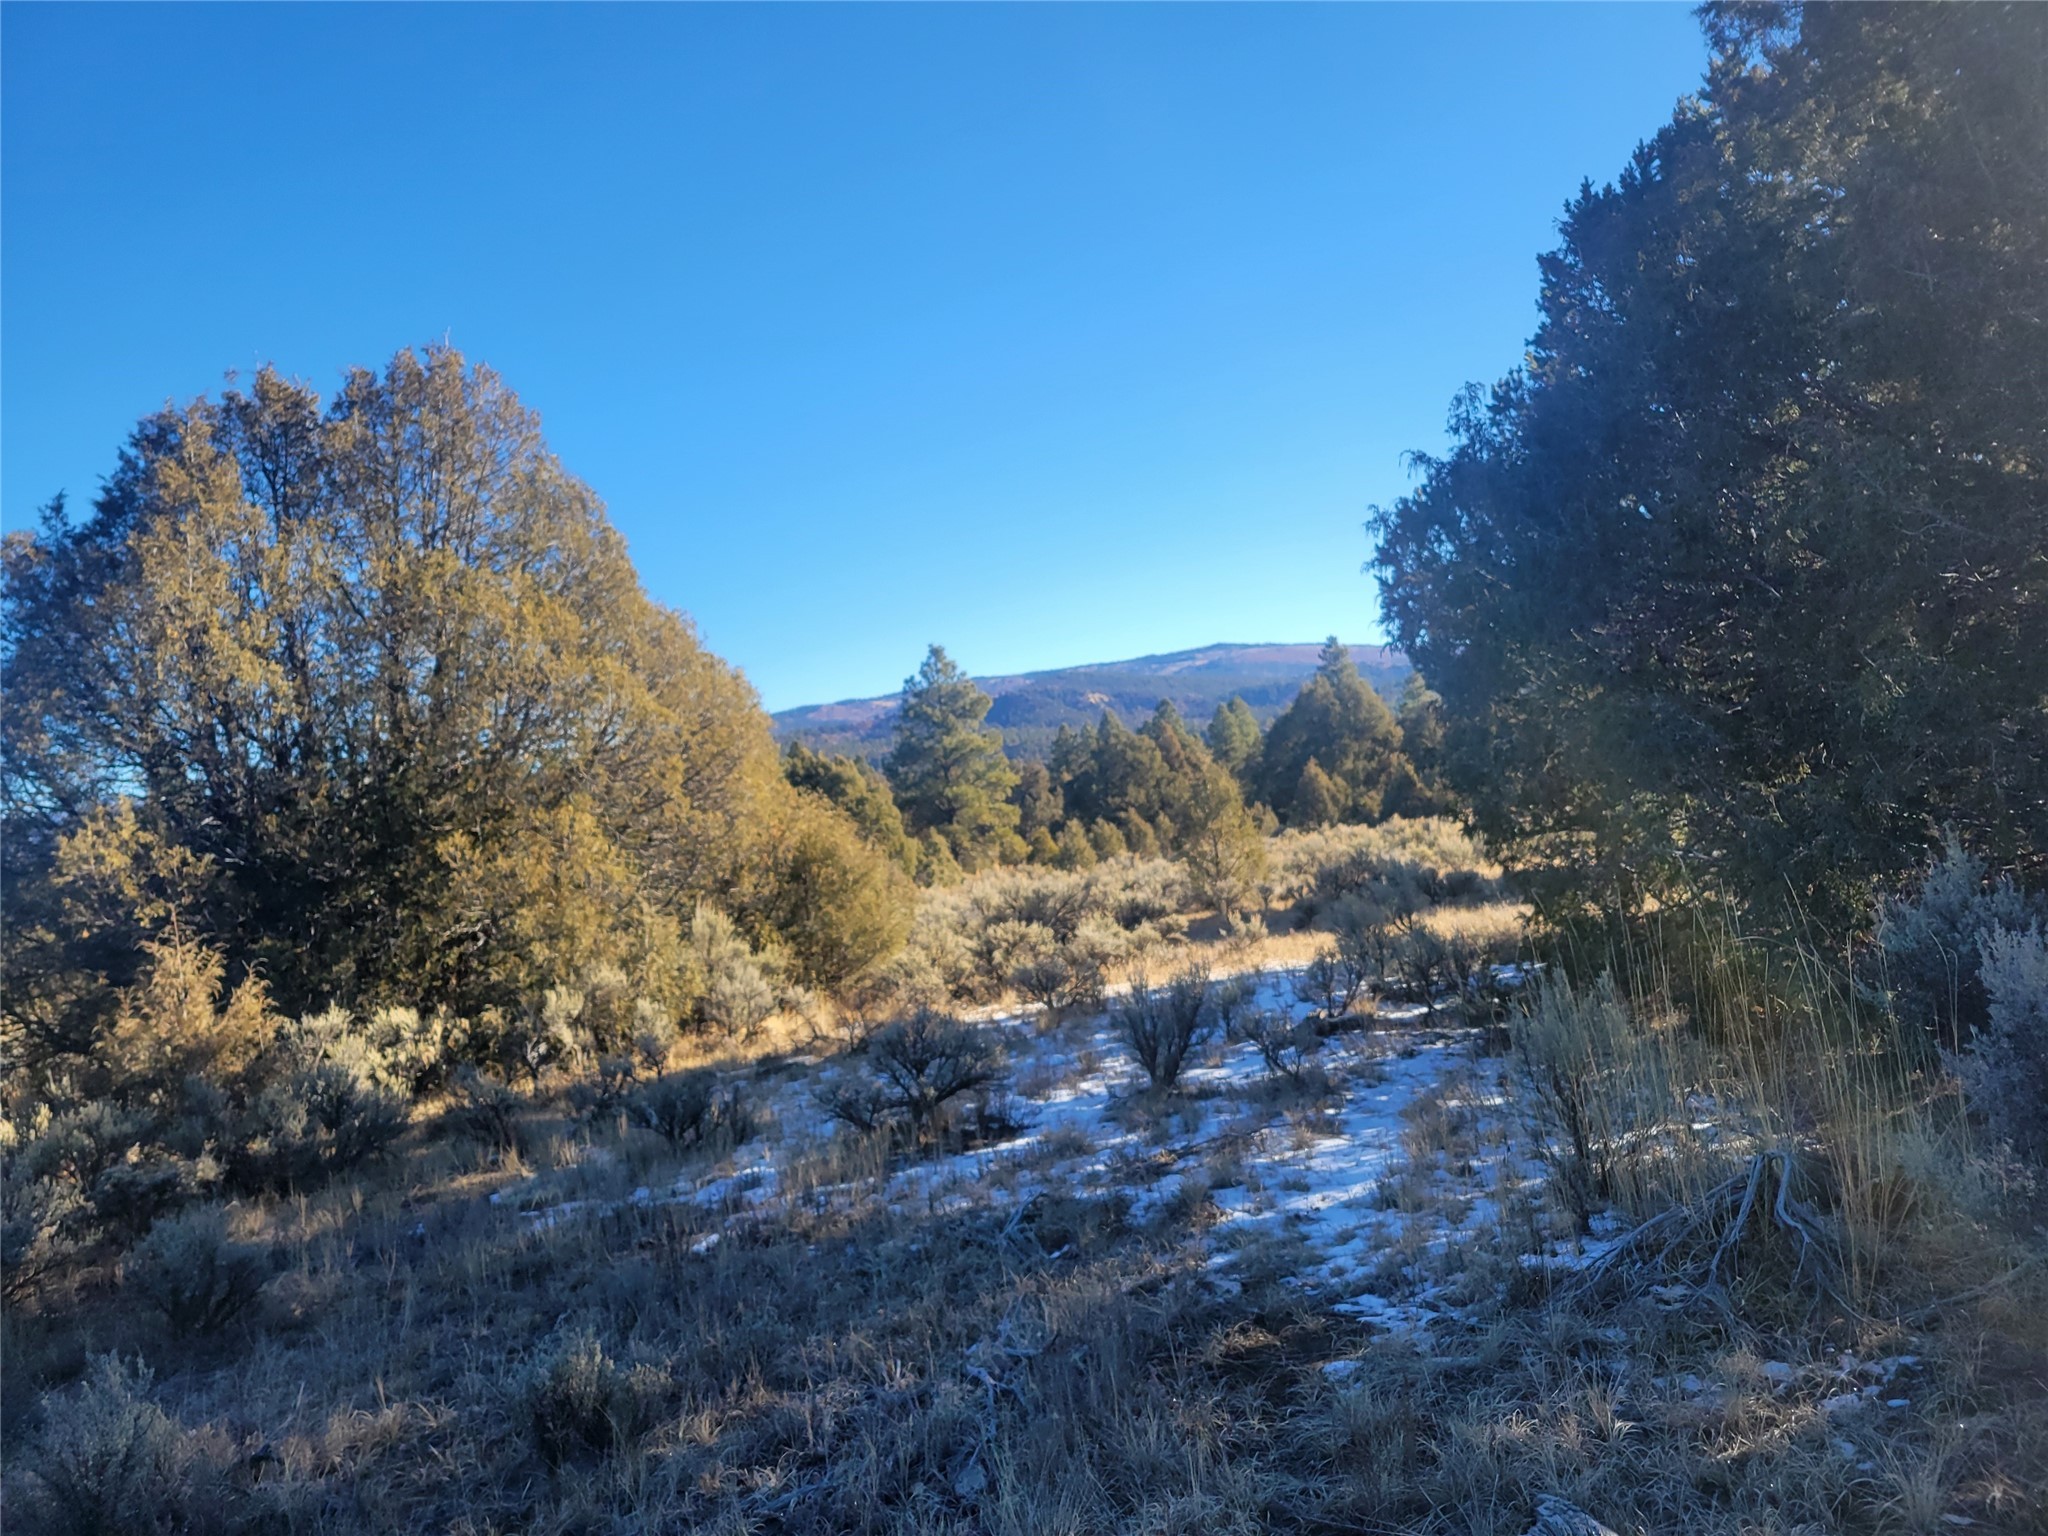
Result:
[9, 873, 2046, 1534]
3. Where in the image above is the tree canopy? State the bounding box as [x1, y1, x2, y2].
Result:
[884, 645, 1025, 872]
[1370, 2, 2048, 920]
[2, 346, 908, 1049]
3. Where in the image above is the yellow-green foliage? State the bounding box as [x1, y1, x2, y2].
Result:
[2, 345, 910, 1050]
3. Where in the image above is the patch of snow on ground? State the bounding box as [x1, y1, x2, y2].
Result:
[509, 966, 1535, 1341]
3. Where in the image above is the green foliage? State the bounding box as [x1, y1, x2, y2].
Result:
[1370, 5, 2048, 921]
[784, 742, 920, 878]
[1204, 696, 1263, 789]
[2, 345, 908, 1057]
[885, 645, 1025, 871]
[1258, 640, 1408, 826]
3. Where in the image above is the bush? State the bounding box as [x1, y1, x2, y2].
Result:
[125, 1207, 265, 1337]
[17, 1354, 214, 1536]
[819, 1009, 1004, 1144]
[1113, 967, 1215, 1088]
[445, 1068, 525, 1156]
[1875, 838, 2043, 1049]
[225, 1064, 406, 1192]
[1008, 917, 1125, 1015]
[689, 908, 779, 1038]
[628, 1070, 755, 1152]
[1234, 1008, 1325, 1088]
[2, 1164, 86, 1302]
[1955, 922, 2048, 1164]
[522, 1326, 668, 1467]
[1294, 951, 1367, 1020]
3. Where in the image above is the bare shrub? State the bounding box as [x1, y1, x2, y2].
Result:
[1235, 1008, 1326, 1088]
[1113, 967, 1215, 1088]
[1294, 951, 1367, 1020]
[125, 1207, 265, 1337]
[818, 1009, 1003, 1144]
[628, 1070, 755, 1152]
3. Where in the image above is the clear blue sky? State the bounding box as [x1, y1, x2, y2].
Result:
[2, 3, 1706, 712]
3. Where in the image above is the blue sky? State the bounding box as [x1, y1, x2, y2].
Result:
[2, 3, 1706, 711]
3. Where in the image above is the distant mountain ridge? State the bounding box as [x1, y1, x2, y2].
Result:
[772, 642, 1412, 759]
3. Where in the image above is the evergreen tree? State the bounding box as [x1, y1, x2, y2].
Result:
[1205, 696, 1263, 790]
[1087, 818, 1128, 861]
[1370, 3, 2048, 916]
[0, 347, 909, 1038]
[1180, 761, 1269, 915]
[784, 742, 920, 877]
[1052, 820, 1098, 872]
[1009, 759, 1063, 842]
[1294, 759, 1345, 829]
[884, 645, 1024, 871]
[1258, 640, 1405, 825]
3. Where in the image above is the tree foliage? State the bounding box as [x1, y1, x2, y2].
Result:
[884, 645, 1024, 871]
[1257, 640, 1407, 826]
[1370, 3, 2048, 920]
[2, 346, 907, 1052]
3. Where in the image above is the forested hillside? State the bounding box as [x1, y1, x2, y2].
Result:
[772, 641, 1413, 759]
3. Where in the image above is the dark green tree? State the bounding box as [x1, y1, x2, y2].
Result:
[884, 646, 1025, 871]
[1258, 640, 1406, 825]
[1370, 3, 2048, 919]
[1205, 696, 1264, 791]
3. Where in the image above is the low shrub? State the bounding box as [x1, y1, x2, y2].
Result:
[627, 1070, 755, 1152]
[225, 1064, 406, 1192]
[1113, 967, 1215, 1089]
[1233, 1008, 1326, 1088]
[445, 1068, 525, 1156]
[16, 1354, 216, 1536]
[522, 1327, 668, 1467]
[1956, 922, 2048, 1164]
[124, 1207, 266, 1338]
[818, 1010, 1004, 1144]
[1874, 837, 2043, 1050]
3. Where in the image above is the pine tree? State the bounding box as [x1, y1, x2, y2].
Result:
[1258, 640, 1404, 825]
[1205, 697, 1263, 790]
[884, 646, 1024, 871]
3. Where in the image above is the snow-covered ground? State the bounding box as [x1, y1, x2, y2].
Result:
[503, 970, 1556, 1341]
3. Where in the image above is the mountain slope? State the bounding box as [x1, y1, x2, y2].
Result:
[772, 642, 1411, 758]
